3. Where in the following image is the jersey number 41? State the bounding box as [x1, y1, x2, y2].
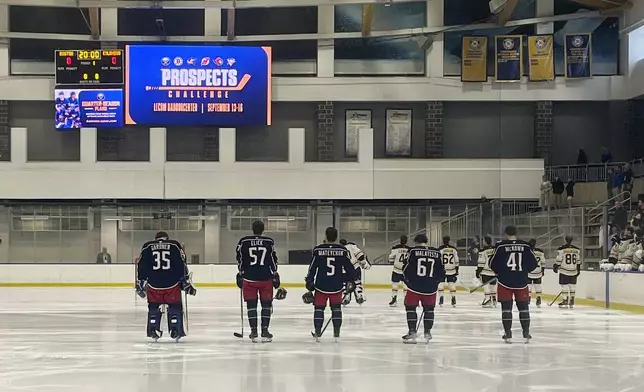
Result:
[506, 253, 523, 272]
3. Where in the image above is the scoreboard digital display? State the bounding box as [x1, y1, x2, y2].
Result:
[55, 49, 124, 85]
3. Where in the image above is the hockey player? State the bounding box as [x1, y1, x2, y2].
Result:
[554, 236, 581, 309]
[528, 238, 546, 307]
[136, 231, 197, 342]
[388, 235, 410, 307]
[306, 227, 356, 342]
[339, 239, 371, 305]
[477, 235, 497, 307]
[438, 236, 459, 307]
[236, 220, 285, 343]
[401, 234, 445, 344]
[490, 226, 538, 344]
[613, 227, 637, 272]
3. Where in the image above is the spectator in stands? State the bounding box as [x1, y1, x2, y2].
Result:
[622, 163, 634, 197]
[601, 146, 613, 164]
[96, 247, 112, 264]
[539, 175, 552, 211]
[552, 176, 565, 209]
[576, 148, 588, 165]
[607, 168, 615, 199]
[610, 225, 621, 247]
[613, 200, 628, 232]
[468, 236, 480, 266]
[631, 209, 643, 232]
[565, 178, 575, 209]
[611, 167, 623, 200]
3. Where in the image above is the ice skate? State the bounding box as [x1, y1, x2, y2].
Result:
[402, 331, 417, 344]
[389, 296, 397, 307]
[148, 329, 162, 342]
[451, 296, 456, 308]
[492, 297, 498, 308]
[558, 298, 569, 308]
[261, 328, 273, 343]
[522, 330, 532, 344]
[482, 298, 492, 308]
[311, 331, 322, 342]
[249, 329, 259, 343]
[424, 331, 432, 343]
[356, 294, 365, 305]
[502, 331, 513, 344]
[438, 296, 444, 307]
[170, 328, 185, 342]
[569, 298, 575, 309]
[536, 296, 542, 308]
[333, 330, 340, 343]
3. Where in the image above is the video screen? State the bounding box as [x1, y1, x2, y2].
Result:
[55, 89, 124, 129]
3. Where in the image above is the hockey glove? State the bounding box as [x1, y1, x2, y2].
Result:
[274, 287, 287, 300]
[135, 279, 147, 299]
[345, 281, 356, 294]
[236, 273, 243, 289]
[272, 273, 281, 289]
[182, 281, 197, 296]
[608, 257, 618, 265]
[302, 291, 315, 304]
[553, 264, 559, 274]
[305, 280, 315, 293]
[362, 259, 372, 270]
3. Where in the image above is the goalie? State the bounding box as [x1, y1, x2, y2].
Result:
[339, 239, 371, 305]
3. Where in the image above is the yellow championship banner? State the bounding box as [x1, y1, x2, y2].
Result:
[461, 37, 488, 82]
[528, 35, 554, 82]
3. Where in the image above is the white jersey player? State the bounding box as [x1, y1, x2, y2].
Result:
[388, 235, 410, 307]
[438, 236, 460, 307]
[339, 239, 371, 305]
[554, 236, 581, 309]
[476, 235, 497, 307]
[612, 228, 637, 272]
[528, 238, 546, 308]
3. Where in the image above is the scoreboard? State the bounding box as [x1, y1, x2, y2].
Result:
[55, 49, 124, 85]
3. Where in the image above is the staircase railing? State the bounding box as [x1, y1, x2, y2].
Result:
[587, 191, 631, 226]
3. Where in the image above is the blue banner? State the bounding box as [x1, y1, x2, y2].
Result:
[55, 89, 123, 129]
[125, 45, 272, 126]
[565, 34, 592, 79]
[494, 35, 523, 82]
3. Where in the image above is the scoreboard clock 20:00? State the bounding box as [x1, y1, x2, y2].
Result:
[55, 49, 124, 85]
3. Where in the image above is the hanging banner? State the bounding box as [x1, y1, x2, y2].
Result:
[565, 34, 592, 79]
[385, 109, 412, 156]
[528, 35, 554, 82]
[345, 110, 371, 157]
[461, 36, 488, 82]
[495, 35, 523, 82]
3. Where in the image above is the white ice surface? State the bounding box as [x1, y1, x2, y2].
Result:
[0, 288, 644, 392]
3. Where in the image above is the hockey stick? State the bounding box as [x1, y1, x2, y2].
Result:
[182, 291, 189, 334]
[233, 288, 245, 338]
[548, 291, 563, 307]
[312, 292, 352, 339]
[469, 278, 497, 293]
[415, 310, 426, 333]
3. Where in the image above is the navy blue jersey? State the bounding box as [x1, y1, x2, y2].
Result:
[305, 243, 355, 294]
[490, 239, 538, 289]
[137, 239, 187, 289]
[236, 235, 278, 282]
[403, 245, 445, 295]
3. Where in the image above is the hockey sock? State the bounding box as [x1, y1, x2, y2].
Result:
[517, 301, 530, 333]
[535, 284, 542, 296]
[438, 282, 444, 298]
[491, 284, 498, 302]
[405, 305, 417, 332]
[314, 306, 325, 334]
[569, 284, 576, 304]
[501, 301, 513, 333]
[422, 305, 435, 333]
[147, 303, 162, 334]
[560, 285, 569, 301]
[330, 304, 342, 335]
[260, 300, 272, 329]
[392, 282, 399, 296]
[483, 285, 491, 302]
[247, 299, 258, 330]
[529, 284, 535, 298]
[448, 282, 456, 298]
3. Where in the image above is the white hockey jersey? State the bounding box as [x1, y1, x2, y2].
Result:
[345, 242, 369, 269]
[555, 244, 581, 277]
[528, 248, 546, 279]
[439, 244, 460, 276]
[609, 237, 636, 265]
[478, 245, 495, 277]
[388, 244, 410, 275]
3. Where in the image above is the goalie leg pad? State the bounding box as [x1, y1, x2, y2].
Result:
[167, 302, 186, 338]
[147, 303, 162, 335]
[260, 300, 273, 329]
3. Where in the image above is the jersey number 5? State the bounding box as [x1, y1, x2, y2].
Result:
[417, 258, 435, 277]
[506, 253, 523, 272]
[152, 250, 170, 271]
[249, 247, 267, 266]
[326, 258, 336, 276]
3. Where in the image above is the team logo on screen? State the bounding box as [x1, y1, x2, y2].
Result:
[503, 38, 515, 50]
[227, 58, 236, 66]
[201, 57, 210, 66]
[214, 57, 223, 66]
[161, 57, 171, 66]
[174, 57, 183, 66]
[96, 93, 105, 101]
[187, 57, 197, 65]
[572, 36, 584, 48]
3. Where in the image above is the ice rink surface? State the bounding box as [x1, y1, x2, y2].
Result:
[1, 288, 644, 392]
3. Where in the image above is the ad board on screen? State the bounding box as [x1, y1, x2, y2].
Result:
[54, 89, 124, 129]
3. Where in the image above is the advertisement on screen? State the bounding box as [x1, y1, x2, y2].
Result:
[54, 89, 124, 129]
[125, 45, 272, 126]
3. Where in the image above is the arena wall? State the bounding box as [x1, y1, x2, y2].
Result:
[0, 264, 639, 311]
